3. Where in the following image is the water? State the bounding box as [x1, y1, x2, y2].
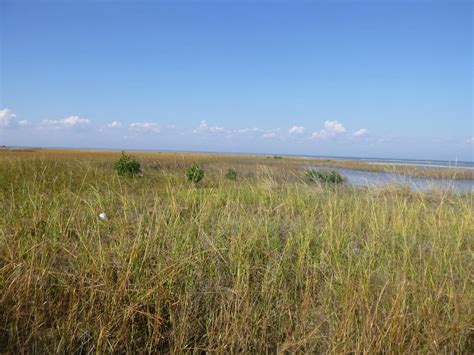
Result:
[363, 160, 474, 170]
[309, 167, 474, 194]
[305, 156, 474, 170]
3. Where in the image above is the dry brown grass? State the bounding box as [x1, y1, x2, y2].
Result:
[0, 149, 473, 352]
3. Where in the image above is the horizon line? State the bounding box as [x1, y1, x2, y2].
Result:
[2, 144, 473, 165]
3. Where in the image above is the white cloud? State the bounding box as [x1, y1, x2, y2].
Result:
[41, 115, 91, 129]
[310, 120, 346, 139]
[288, 125, 305, 134]
[0, 108, 29, 128]
[324, 120, 346, 134]
[353, 128, 369, 137]
[310, 131, 323, 139]
[259, 128, 282, 140]
[210, 127, 225, 133]
[0, 108, 17, 127]
[262, 132, 278, 139]
[466, 137, 474, 144]
[17, 120, 30, 126]
[107, 121, 123, 128]
[129, 122, 161, 133]
[235, 127, 264, 135]
[193, 120, 226, 134]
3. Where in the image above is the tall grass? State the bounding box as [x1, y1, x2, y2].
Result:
[0, 150, 473, 352]
[308, 158, 474, 180]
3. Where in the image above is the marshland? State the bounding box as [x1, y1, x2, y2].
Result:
[0, 149, 472, 352]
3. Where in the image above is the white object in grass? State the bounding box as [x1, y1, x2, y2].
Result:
[99, 212, 108, 221]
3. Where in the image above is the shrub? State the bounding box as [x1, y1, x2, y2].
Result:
[114, 151, 141, 176]
[273, 155, 283, 159]
[306, 169, 344, 184]
[225, 168, 238, 180]
[186, 163, 204, 183]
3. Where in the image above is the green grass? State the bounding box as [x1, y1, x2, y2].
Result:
[306, 169, 345, 184]
[0, 150, 473, 352]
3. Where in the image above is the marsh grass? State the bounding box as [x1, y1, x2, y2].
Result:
[308, 158, 474, 180]
[306, 169, 345, 184]
[0, 149, 473, 352]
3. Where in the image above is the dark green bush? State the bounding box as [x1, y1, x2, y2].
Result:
[273, 155, 283, 159]
[306, 169, 344, 184]
[186, 163, 204, 183]
[114, 151, 141, 176]
[225, 168, 238, 180]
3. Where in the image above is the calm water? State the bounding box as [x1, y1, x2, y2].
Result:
[305, 156, 474, 170]
[309, 167, 474, 194]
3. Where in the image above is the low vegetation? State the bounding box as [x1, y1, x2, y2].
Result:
[185, 162, 205, 183]
[225, 168, 238, 180]
[0, 149, 472, 353]
[114, 151, 141, 176]
[306, 169, 345, 184]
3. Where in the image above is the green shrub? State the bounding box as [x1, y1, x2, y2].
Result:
[306, 169, 344, 184]
[225, 168, 238, 180]
[186, 163, 204, 183]
[273, 155, 283, 159]
[114, 151, 141, 176]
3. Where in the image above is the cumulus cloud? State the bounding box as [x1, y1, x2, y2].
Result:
[466, 137, 474, 144]
[0, 109, 16, 126]
[193, 120, 226, 134]
[41, 115, 91, 129]
[310, 120, 346, 139]
[324, 120, 346, 134]
[288, 125, 305, 134]
[262, 132, 278, 139]
[353, 128, 369, 137]
[107, 121, 123, 128]
[129, 122, 160, 133]
[260, 128, 282, 139]
[310, 131, 324, 139]
[18, 120, 30, 126]
[0, 109, 30, 127]
[235, 127, 264, 135]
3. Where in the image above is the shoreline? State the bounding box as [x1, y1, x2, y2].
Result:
[1, 147, 473, 181]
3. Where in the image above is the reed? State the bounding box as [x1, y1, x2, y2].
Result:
[308, 158, 473, 180]
[0, 149, 472, 352]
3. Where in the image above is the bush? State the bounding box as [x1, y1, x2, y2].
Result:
[225, 168, 238, 180]
[114, 151, 141, 176]
[273, 155, 283, 159]
[306, 169, 344, 184]
[186, 163, 204, 183]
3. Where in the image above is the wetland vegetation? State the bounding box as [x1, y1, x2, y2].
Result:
[0, 149, 472, 352]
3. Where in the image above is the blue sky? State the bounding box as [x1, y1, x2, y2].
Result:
[1, 0, 472, 161]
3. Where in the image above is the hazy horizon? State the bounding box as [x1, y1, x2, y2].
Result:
[4, 144, 474, 165]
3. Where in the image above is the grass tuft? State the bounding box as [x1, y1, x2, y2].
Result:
[0, 149, 472, 352]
